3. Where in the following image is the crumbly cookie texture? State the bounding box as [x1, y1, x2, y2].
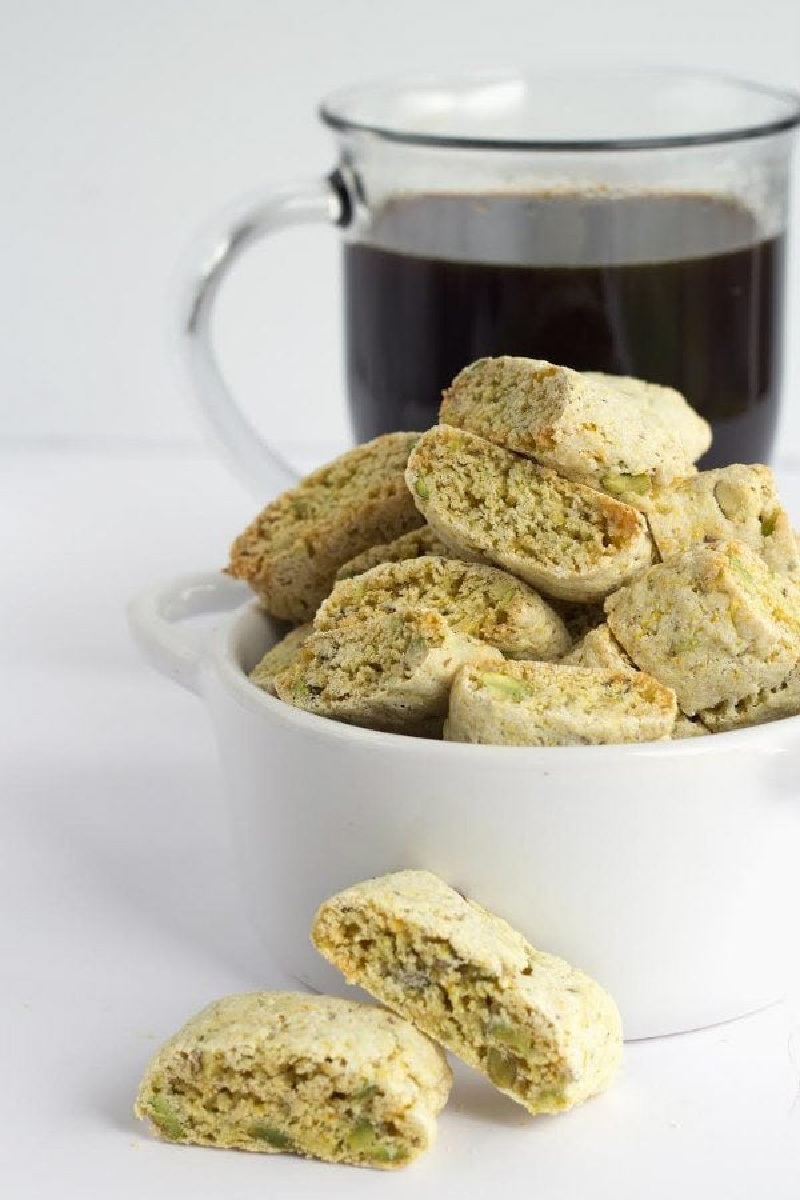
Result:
[227, 433, 424, 622]
[641, 465, 798, 575]
[562, 627, 706, 739]
[406, 426, 654, 603]
[312, 871, 622, 1117]
[249, 624, 314, 696]
[315, 557, 572, 661]
[274, 609, 502, 736]
[583, 372, 712, 464]
[699, 665, 800, 732]
[445, 661, 676, 746]
[605, 540, 800, 715]
[336, 527, 460, 580]
[439, 357, 694, 493]
[134, 992, 451, 1170]
[561, 623, 635, 671]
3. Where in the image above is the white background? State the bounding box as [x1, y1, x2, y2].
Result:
[3, 0, 800, 469]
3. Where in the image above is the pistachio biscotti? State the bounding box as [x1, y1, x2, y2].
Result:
[439, 357, 695, 493]
[249, 623, 314, 696]
[315, 556, 572, 661]
[228, 433, 424, 622]
[642, 464, 798, 576]
[274, 609, 501, 735]
[336, 526, 459, 580]
[605, 540, 800, 715]
[135, 992, 451, 1169]
[313, 871, 622, 1116]
[406, 426, 654, 602]
[583, 372, 712, 463]
[445, 661, 677, 745]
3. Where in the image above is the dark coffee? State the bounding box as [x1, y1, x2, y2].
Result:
[343, 192, 784, 467]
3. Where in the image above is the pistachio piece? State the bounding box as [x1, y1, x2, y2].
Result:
[249, 1124, 292, 1149]
[292, 677, 310, 703]
[486, 1048, 518, 1089]
[601, 471, 650, 496]
[347, 1119, 407, 1163]
[487, 1019, 533, 1054]
[760, 511, 778, 537]
[147, 1093, 184, 1140]
[414, 476, 430, 501]
[475, 671, 535, 702]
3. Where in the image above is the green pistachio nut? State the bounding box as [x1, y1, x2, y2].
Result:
[414, 476, 430, 501]
[486, 1048, 518, 1090]
[147, 1093, 185, 1140]
[760, 512, 778, 537]
[249, 1124, 292, 1149]
[487, 1020, 533, 1054]
[601, 472, 651, 496]
[475, 671, 534, 702]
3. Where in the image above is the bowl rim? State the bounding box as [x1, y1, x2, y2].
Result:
[209, 599, 800, 762]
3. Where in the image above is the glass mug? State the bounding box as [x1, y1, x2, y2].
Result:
[183, 68, 800, 495]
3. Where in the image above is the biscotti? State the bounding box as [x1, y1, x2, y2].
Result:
[228, 433, 424, 621]
[406, 425, 654, 602]
[439, 357, 695, 493]
[563, 627, 706, 738]
[583, 372, 712, 463]
[642, 465, 798, 576]
[605, 541, 800, 715]
[561, 623, 635, 671]
[699, 665, 800, 732]
[274, 609, 501, 735]
[315, 556, 572, 661]
[336, 526, 459, 580]
[134, 992, 451, 1169]
[444, 661, 677, 746]
[312, 870, 622, 1116]
[249, 623, 313, 696]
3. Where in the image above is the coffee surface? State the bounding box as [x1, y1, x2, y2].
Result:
[344, 192, 784, 466]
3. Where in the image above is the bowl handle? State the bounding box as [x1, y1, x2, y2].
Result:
[127, 571, 251, 695]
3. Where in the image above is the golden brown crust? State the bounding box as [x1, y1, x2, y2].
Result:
[228, 433, 424, 621]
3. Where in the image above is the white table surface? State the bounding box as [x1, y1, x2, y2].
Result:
[5, 446, 800, 1200]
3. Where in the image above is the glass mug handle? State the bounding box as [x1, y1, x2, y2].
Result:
[180, 172, 351, 497]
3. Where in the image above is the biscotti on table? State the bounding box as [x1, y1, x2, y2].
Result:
[313, 870, 622, 1116]
[135, 991, 451, 1169]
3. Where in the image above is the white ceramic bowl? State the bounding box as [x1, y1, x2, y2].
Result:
[128, 571, 800, 1040]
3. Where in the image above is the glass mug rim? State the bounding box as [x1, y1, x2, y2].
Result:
[319, 65, 800, 154]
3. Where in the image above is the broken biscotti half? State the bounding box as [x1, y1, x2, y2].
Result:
[274, 608, 502, 735]
[406, 425, 654, 603]
[583, 372, 712, 464]
[439, 357, 696, 494]
[315, 556, 572, 661]
[134, 991, 451, 1170]
[312, 870, 622, 1117]
[227, 432, 424, 622]
[641, 464, 798, 577]
[444, 661, 677, 746]
[336, 526, 460, 580]
[605, 540, 800, 716]
[249, 623, 314, 696]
